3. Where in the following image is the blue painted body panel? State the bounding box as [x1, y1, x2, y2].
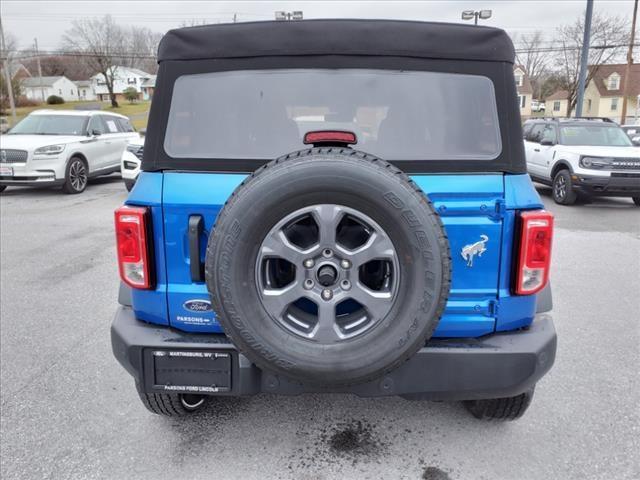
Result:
[125, 172, 169, 325]
[126, 171, 544, 338]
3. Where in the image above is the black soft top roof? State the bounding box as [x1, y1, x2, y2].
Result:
[158, 19, 515, 63]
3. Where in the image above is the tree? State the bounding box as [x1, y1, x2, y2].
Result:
[123, 86, 138, 103]
[23, 55, 95, 80]
[514, 30, 549, 99]
[0, 27, 19, 113]
[62, 15, 125, 107]
[121, 26, 161, 74]
[0, 73, 21, 112]
[553, 12, 630, 116]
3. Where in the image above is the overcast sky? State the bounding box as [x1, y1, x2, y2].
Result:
[1, 0, 637, 51]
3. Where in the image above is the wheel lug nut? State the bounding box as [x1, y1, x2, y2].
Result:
[304, 279, 314, 290]
[303, 258, 315, 268]
[322, 249, 333, 258]
[340, 259, 351, 269]
[322, 289, 333, 300]
[341, 280, 351, 290]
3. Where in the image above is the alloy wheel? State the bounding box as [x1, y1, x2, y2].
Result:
[69, 160, 87, 192]
[256, 204, 399, 344]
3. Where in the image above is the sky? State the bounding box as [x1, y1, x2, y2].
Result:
[1, 0, 637, 52]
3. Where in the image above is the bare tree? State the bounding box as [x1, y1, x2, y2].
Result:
[121, 26, 161, 73]
[22, 55, 95, 80]
[62, 15, 125, 107]
[0, 27, 20, 113]
[515, 31, 549, 77]
[553, 12, 630, 116]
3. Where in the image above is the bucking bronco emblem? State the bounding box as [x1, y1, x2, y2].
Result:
[461, 235, 488, 267]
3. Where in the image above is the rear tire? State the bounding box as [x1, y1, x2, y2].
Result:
[136, 383, 207, 416]
[552, 170, 577, 205]
[632, 197, 640, 206]
[62, 157, 88, 194]
[463, 388, 535, 421]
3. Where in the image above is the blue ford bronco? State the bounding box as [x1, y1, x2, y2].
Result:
[111, 20, 557, 420]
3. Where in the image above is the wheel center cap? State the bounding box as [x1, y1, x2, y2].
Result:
[317, 264, 338, 287]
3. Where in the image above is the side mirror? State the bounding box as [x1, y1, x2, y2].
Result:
[91, 129, 102, 137]
[540, 138, 554, 146]
[632, 138, 640, 146]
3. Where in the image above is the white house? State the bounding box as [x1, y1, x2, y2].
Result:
[141, 75, 156, 101]
[21, 76, 79, 102]
[74, 80, 96, 101]
[92, 66, 153, 102]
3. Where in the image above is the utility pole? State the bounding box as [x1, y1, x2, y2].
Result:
[620, 0, 638, 124]
[34, 38, 45, 103]
[0, 16, 17, 122]
[575, 0, 594, 118]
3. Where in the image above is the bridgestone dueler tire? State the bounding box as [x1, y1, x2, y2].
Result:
[463, 388, 535, 421]
[205, 148, 451, 386]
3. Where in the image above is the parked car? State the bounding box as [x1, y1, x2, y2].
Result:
[531, 100, 546, 113]
[0, 116, 10, 134]
[121, 135, 144, 191]
[621, 124, 640, 145]
[0, 110, 138, 194]
[111, 20, 557, 420]
[523, 117, 640, 205]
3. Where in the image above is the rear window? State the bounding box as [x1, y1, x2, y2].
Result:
[164, 69, 501, 161]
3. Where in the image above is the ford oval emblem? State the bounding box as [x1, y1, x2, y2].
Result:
[183, 299, 212, 313]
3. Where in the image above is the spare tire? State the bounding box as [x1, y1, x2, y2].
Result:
[205, 148, 450, 385]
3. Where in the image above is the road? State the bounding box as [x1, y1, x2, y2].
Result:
[1, 178, 639, 480]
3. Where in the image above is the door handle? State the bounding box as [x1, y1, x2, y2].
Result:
[534, 148, 540, 152]
[188, 215, 204, 282]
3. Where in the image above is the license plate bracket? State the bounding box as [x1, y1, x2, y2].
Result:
[149, 350, 232, 393]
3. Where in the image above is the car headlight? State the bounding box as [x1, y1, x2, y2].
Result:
[34, 144, 66, 156]
[579, 156, 613, 169]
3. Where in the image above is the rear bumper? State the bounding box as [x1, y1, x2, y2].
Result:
[573, 173, 640, 197]
[111, 306, 557, 401]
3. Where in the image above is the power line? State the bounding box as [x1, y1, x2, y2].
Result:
[7, 43, 633, 61]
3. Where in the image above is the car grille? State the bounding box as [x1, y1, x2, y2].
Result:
[0, 149, 28, 163]
[611, 158, 640, 170]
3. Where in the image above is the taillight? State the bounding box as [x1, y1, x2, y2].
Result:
[515, 210, 554, 295]
[115, 205, 152, 289]
[303, 130, 357, 146]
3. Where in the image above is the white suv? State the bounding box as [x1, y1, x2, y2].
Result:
[523, 118, 640, 205]
[0, 110, 139, 194]
[120, 135, 143, 191]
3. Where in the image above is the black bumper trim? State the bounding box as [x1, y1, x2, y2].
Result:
[111, 307, 557, 401]
[573, 174, 640, 196]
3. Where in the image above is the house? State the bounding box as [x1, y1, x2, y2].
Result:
[140, 75, 156, 101]
[74, 80, 96, 101]
[9, 62, 32, 80]
[582, 63, 639, 123]
[545, 90, 571, 117]
[92, 66, 153, 102]
[514, 65, 533, 118]
[546, 63, 640, 123]
[21, 76, 79, 102]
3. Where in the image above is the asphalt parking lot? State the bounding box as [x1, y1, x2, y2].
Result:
[1, 177, 639, 480]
